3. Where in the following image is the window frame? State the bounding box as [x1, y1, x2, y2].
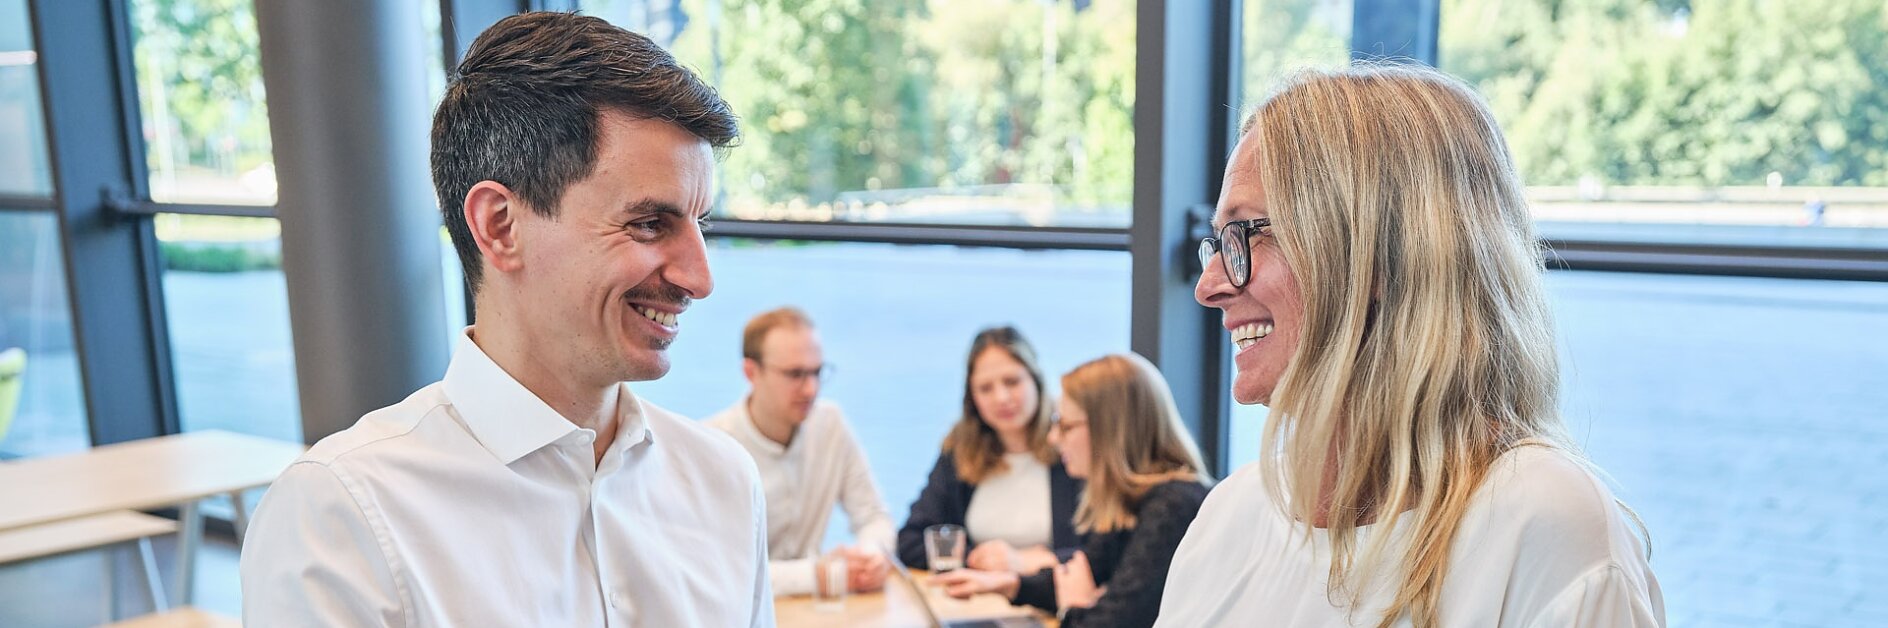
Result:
[20, 0, 1883, 480]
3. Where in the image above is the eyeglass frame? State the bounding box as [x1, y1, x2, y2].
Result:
[1051, 417, 1088, 437]
[1197, 217, 1271, 288]
[757, 362, 834, 383]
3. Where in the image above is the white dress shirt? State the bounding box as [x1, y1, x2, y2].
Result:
[1155, 445, 1663, 627]
[704, 399, 896, 596]
[241, 332, 774, 627]
[963, 452, 1054, 549]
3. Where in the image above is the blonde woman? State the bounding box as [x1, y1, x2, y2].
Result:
[938, 353, 1210, 628]
[1156, 65, 1663, 628]
[897, 326, 1081, 573]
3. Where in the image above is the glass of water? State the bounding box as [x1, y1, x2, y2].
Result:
[923, 524, 966, 573]
[814, 551, 848, 612]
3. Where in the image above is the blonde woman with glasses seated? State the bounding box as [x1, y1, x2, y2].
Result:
[1156, 65, 1663, 628]
[938, 353, 1210, 627]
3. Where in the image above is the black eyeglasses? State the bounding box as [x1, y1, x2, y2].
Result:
[765, 363, 833, 383]
[1197, 218, 1271, 288]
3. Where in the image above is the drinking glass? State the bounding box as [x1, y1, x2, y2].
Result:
[813, 551, 848, 612]
[923, 524, 966, 573]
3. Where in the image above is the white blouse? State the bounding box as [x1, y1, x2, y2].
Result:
[1155, 445, 1664, 627]
[964, 452, 1055, 549]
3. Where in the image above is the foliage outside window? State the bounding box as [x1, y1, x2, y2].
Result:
[1442, 0, 1888, 229]
[590, 0, 1137, 227]
[133, 0, 275, 205]
[1241, 0, 1352, 110]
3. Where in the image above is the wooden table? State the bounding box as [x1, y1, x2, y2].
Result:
[101, 607, 242, 628]
[0, 430, 306, 605]
[775, 570, 1055, 627]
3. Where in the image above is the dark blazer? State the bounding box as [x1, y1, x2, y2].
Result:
[1011, 480, 1209, 628]
[896, 451, 1082, 568]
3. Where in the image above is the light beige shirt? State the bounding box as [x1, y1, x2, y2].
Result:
[241, 332, 774, 627]
[705, 398, 896, 596]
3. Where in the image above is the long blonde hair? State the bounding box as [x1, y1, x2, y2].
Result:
[1247, 65, 1582, 627]
[943, 326, 1056, 483]
[1061, 353, 1211, 534]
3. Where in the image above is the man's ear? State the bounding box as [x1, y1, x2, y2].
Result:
[464, 181, 526, 277]
[741, 357, 761, 386]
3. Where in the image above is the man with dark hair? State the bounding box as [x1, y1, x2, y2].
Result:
[241, 12, 772, 625]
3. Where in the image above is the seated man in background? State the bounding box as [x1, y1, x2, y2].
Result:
[706, 307, 895, 596]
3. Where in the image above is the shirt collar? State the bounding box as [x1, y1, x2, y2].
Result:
[442, 329, 653, 465]
[727, 397, 791, 456]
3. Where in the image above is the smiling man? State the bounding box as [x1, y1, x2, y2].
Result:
[240, 13, 771, 626]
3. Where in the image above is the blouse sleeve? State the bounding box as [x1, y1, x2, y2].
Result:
[1060, 484, 1205, 628]
[897, 453, 961, 568]
[1525, 563, 1665, 628]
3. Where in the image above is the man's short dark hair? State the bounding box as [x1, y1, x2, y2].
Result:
[431, 11, 739, 292]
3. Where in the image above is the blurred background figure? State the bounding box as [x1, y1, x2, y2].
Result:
[899, 326, 1081, 575]
[707, 307, 894, 596]
[937, 352, 1210, 628]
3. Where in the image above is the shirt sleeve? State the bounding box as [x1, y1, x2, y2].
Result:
[239, 462, 405, 627]
[1061, 485, 1204, 628]
[768, 556, 817, 597]
[1525, 563, 1666, 628]
[1012, 569, 1056, 614]
[749, 467, 779, 628]
[831, 408, 897, 553]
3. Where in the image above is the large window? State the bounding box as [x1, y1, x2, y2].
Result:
[130, 0, 461, 443]
[155, 214, 300, 443]
[1550, 271, 1888, 626]
[1241, 0, 1351, 109]
[1441, 0, 1888, 239]
[0, 0, 51, 196]
[0, 212, 89, 458]
[633, 240, 1132, 525]
[131, 0, 275, 205]
[585, 0, 1135, 228]
[0, 0, 86, 460]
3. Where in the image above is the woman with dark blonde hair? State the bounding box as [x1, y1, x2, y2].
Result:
[897, 326, 1081, 573]
[938, 353, 1210, 627]
[1155, 65, 1662, 627]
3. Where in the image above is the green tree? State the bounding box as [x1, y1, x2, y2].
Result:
[132, 0, 273, 178]
[1443, 0, 1888, 187]
[664, 0, 1136, 221]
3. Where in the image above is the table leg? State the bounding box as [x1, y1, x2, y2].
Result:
[229, 490, 251, 542]
[138, 537, 170, 613]
[104, 549, 118, 623]
[174, 499, 202, 606]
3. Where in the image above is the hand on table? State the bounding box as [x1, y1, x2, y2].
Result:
[1053, 551, 1104, 611]
[966, 539, 1017, 572]
[841, 545, 889, 593]
[968, 540, 1062, 573]
[933, 568, 1021, 600]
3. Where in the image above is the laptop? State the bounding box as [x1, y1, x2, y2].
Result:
[882, 546, 1046, 628]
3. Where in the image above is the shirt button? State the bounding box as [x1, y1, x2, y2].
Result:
[610, 592, 629, 608]
[576, 433, 596, 446]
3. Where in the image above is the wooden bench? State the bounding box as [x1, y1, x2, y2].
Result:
[100, 607, 241, 628]
[0, 511, 177, 619]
